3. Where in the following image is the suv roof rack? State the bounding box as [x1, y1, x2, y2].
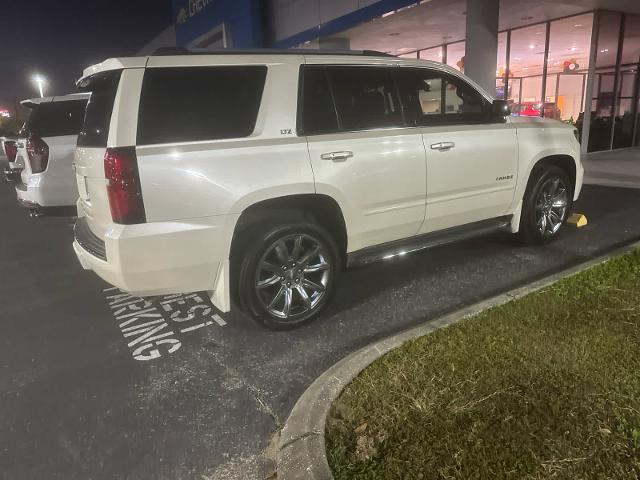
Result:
[151, 47, 396, 58]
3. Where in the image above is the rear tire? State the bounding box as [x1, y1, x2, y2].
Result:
[235, 214, 340, 330]
[519, 165, 573, 245]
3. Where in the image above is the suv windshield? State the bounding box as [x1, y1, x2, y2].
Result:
[23, 100, 87, 138]
[77, 71, 122, 147]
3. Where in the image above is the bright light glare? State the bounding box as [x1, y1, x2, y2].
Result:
[32, 74, 46, 98]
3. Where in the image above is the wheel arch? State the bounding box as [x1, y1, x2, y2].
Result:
[230, 192, 348, 266]
[530, 154, 577, 194]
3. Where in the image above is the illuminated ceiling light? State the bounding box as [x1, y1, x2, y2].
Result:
[570, 47, 577, 52]
[529, 44, 536, 49]
[600, 48, 609, 53]
[574, 24, 582, 27]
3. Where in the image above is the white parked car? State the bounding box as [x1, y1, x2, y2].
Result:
[72, 50, 583, 329]
[15, 94, 89, 212]
[2, 136, 22, 182]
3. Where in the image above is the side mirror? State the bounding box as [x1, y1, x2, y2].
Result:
[492, 99, 511, 118]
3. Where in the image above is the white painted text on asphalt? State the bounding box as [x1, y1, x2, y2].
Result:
[103, 288, 226, 361]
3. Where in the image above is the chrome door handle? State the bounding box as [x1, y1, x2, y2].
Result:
[320, 151, 354, 161]
[430, 142, 456, 151]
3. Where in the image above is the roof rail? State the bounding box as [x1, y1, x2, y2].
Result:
[151, 47, 396, 58]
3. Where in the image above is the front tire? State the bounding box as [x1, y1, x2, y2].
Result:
[519, 165, 573, 245]
[236, 217, 340, 330]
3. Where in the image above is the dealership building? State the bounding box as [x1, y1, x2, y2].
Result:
[145, 0, 640, 154]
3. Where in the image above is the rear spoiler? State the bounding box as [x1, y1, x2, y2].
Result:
[20, 92, 91, 108]
[77, 57, 147, 89]
[20, 97, 51, 108]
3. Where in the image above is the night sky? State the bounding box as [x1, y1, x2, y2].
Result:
[0, 0, 173, 111]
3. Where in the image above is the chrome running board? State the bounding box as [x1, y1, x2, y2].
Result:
[346, 216, 512, 268]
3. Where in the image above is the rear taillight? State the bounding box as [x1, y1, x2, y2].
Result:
[26, 135, 49, 173]
[3, 141, 17, 163]
[104, 147, 146, 225]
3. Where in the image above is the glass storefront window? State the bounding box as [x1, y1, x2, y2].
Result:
[419, 46, 443, 63]
[446, 42, 465, 73]
[589, 12, 622, 151]
[614, 14, 640, 148]
[548, 14, 593, 76]
[508, 78, 522, 106]
[496, 32, 508, 99]
[509, 23, 547, 116]
[547, 13, 593, 124]
[557, 74, 587, 124]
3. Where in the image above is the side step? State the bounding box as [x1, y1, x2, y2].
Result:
[347, 216, 512, 268]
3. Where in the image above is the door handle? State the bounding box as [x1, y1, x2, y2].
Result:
[430, 142, 456, 151]
[320, 151, 354, 161]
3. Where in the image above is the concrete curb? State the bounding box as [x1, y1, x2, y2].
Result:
[277, 239, 640, 480]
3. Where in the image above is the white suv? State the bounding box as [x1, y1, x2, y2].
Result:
[72, 50, 583, 329]
[15, 93, 89, 212]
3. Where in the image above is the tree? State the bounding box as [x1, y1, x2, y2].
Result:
[0, 117, 22, 137]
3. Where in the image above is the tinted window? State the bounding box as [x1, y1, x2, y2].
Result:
[300, 67, 339, 135]
[78, 71, 122, 147]
[398, 68, 490, 125]
[24, 100, 87, 138]
[327, 66, 402, 131]
[137, 66, 267, 145]
[444, 77, 486, 118]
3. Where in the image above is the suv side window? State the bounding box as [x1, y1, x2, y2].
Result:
[326, 66, 403, 131]
[299, 67, 339, 135]
[444, 76, 487, 120]
[398, 68, 491, 126]
[137, 66, 267, 145]
[78, 71, 121, 147]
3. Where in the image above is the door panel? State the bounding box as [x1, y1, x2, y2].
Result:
[302, 65, 428, 253]
[395, 66, 518, 233]
[420, 122, 518, 233]
[308, 129, 426, 252]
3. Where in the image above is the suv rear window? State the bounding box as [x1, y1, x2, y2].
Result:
[77, 71, 122, 148]
[24, 100, 87, 138]
[136, 66, 267, 145]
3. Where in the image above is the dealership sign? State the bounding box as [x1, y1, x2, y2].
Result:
[177, 0, 212, 24]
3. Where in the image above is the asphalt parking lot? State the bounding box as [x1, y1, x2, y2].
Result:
[2, 156, 640, 480]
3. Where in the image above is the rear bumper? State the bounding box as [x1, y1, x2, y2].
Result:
[72, 213, 235, 312]
[15, 174, 78, 208]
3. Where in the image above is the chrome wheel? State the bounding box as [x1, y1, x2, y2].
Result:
[535, 176, 569, 237]
[255, 234, 331, 320]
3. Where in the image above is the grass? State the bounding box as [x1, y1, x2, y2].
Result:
[326, 249, 640, 480]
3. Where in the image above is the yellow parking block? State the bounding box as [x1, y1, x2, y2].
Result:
[567, 213, 588, 227]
